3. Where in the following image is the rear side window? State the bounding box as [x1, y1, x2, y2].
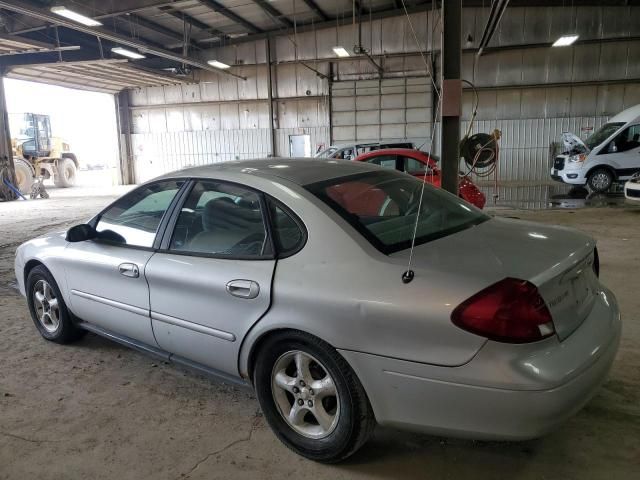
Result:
[169, 180, 268, 257]
[96, 180, 182, 248]
[268, 200, 305, 257]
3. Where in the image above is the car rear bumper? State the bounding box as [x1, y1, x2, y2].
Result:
[340, 287, 621, 440]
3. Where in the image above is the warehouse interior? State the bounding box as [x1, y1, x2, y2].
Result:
[0, 1, 638, 478]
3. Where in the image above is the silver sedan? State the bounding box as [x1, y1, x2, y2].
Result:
[14, 159, 621, 462]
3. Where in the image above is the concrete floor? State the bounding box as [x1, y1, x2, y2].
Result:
[0, 187, 639, 479]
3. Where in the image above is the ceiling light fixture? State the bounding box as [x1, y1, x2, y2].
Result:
[552, 34, 579, 47]
[207, 60, 231, 69]
[111, 47, 146, 59]
[50, 6, 102, 26]
[332, 46, 350, 57]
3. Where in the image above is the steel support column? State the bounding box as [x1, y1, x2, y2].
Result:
[266, 37, 275, 157]
[115, 91, 135, 185]
[0, 73, 16, 200]
[440, 0, 461, 195]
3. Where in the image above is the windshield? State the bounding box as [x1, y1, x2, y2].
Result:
[585, 122, 625, 150]
[306, 170, 489, 254]
[314, 147, 338, 158]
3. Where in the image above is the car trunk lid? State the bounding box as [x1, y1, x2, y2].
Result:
[390, 217, 598, 342]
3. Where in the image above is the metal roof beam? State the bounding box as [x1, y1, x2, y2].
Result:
[301, 0, 330, 21]
[196, 0, 263, 33]
[250, 0, 294, 28]
[159, 6, 226, 38]
[0, 0, 244, 79]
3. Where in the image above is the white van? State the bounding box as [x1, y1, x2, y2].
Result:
[551, 104, 640, 192]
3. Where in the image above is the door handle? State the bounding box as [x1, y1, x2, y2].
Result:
[118, 263, 139, 278]
[226, 279, 260, 299]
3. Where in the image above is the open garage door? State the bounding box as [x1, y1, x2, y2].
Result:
[330, 77, 433, 148]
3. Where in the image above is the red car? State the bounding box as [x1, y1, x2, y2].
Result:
[354, 148, 486, 209]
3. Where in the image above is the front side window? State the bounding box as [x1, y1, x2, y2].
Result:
[96, 180, 182, 247]
[608, 124, 640, 153]
[365, 154, 397, 170]
[306, 171, 488, 254]
[403, 156, 428, 173]
[170, 180, 268, 257]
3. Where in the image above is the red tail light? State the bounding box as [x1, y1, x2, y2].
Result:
[451, 278, 555, 343]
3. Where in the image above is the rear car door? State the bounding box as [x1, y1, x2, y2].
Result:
[145, 179, 276, 376]
[64, 180, 184, 345]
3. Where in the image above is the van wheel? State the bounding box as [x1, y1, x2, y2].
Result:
[587, 169, 613, 192]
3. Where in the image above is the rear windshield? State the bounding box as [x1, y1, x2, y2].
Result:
[585, 122, 624, 149]
[306, 170, 489, 254]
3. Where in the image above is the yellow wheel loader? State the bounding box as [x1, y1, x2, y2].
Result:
[10, 113, 79, 194]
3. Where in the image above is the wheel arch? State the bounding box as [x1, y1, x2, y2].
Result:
[586, 164, 617, 181]
[240, 326, 344, 385]
[23, 259, 45, 287]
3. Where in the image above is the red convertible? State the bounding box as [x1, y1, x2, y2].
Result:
[354, 148, 486, 209]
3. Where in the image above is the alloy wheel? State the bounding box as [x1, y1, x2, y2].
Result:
[33, 279, 60, 333]
[591, 172, 611, 190]
[271, 350, 340, 439]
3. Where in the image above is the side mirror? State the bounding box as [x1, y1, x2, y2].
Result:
[66, 224, 96, 242]
[608, 142, 618, 153]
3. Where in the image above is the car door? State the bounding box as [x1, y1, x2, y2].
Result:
[64, 180, 185, 345]
[597, 124, 640, 178]
[400, 154, 441, 187]
[145, 179, 276, 376]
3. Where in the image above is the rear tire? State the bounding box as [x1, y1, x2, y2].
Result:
[26, 265, 86, 344]
[54, 158, 77, 188]
[13, 158, 34, 194]
[253, 330, 375, 463]
[587, 168, 613, 192]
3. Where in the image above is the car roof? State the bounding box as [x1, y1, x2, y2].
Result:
[356, 148, 429, 160]
[155, 157, 382, 186]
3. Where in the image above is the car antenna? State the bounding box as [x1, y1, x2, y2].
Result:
[401, 0, 442, 284]
[402, 93, 442, 284]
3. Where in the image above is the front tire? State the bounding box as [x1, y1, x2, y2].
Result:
[13, 158, 34, 194]
[587, 168, 613, 192]
[54, 158, 77, 188]
[26, 265, 86, 344]
[253, 330, 375, 463]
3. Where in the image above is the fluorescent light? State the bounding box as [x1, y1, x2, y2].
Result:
[50, 6, 102, 26]
[111, 47, 146, 59]
[332, 46, 350, 58]
[552, 34, 579, 47]
[207, 60, 231, 69]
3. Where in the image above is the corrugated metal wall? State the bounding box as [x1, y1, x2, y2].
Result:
[126, 5, 640, 183]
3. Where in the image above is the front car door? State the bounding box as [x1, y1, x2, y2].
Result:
[145, 179, 277, 376]
[400, 153, 441, 187]
[64, 180, 185, 345]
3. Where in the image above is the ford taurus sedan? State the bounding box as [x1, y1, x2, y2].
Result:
[15, 159, 620, 463]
